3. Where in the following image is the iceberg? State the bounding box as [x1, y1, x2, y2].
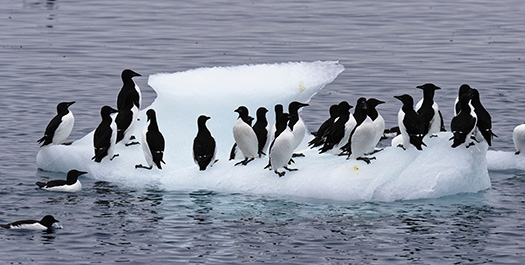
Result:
[486, 150, 525, 172]
[36, 61, 492, 202]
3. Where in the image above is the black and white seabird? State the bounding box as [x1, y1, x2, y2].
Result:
[288, 101, 309, 157]
[340, 98, 376, 163]
[366, 98, 386, 154]
[37, 101, 75, 147]
[252, 107, 270, 157]
[193, 115, 216, 171]
[450, 94, 478, 148]
[469, 88, 497, 146]
[319, 101, 355, 154]
[232, 106, 258, 166]
[115, 91, 140, 146]
[268, 104, 284, 147]
[309, 104, 338, 148]
[92, 106, 119, 163]
[394, 94, 426, 150]
[136, 109, 166, 170]
[1, 215, 59, 231]
[116, 69, 142, 110]
[415, 83, 442, 137]
[454, 84, 472, 116]
[513, 123, 525, 155]
[36, 169, 87, 192]
[268, 113, 297, 177]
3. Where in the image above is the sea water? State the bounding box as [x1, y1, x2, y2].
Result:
[1, 0, 524, 263]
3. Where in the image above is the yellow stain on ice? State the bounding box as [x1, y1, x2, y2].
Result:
[353, 166, 359, 171]
[298, 81, 305, 93]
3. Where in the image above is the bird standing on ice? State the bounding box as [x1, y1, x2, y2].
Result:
[394, 94, 426, 150]
[415, 83, 442, 137]
[454, 84, 473, 116]
[116, 69, 142, 110]
[232, 106, 258, 166]
[365, 98, 385, 154]
[1, 215, 59, 231]
[450, 94, 477, 148]
[193, 115, 216, 171]
[115, 92, 140, 146]
[38, 101, 75, 147]
[319, 101, 355, 154]
[288, 101, 309, 157]
[136, 109, 166, 170]
[36, 169, 87, 192]
[340, 98, 376, 163]
[309, 104, 338, 148]
[252, 107, 270, 157]
[469, 88, 497, 146]
[268, 113, 296, 177]
[513, 123, 525, 155]
[92, 106, 119, 162]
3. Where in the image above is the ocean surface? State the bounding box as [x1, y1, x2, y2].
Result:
[1, 0, 525, 264]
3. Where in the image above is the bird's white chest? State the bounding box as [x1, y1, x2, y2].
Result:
[53, 112, 75, 143]
[513, 124, 525, 153]
[233, 119, 258, 158]
[270, 128, 295, 169]
[10, 223, 47, 230]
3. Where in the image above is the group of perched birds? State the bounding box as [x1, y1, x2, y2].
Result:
[4, 71, 523, 231]
[218, 83, 501, 177]
[37, 69, 166, 170]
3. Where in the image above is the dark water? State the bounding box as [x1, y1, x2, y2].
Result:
[1, 0, 525, 263]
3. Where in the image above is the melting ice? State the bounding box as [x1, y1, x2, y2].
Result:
[37, 61, 494, 202]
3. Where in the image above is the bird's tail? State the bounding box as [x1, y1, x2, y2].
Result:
[35, 182, 47, 188]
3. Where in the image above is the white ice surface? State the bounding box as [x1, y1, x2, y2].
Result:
[37, 61, 493, 202]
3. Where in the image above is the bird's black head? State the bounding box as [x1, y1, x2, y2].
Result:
[459, 84, 472, 96]
[288, 101, 309, 114]
[337, 101, 352, 112]
[417, 83, 441, 90]
[328, 104, 339, 117]
[197, 115, 211, 125]
[101, 105, 118, 117]
[40, 215, 59, 228]
[366, 98, 385, 108]
[394, 94, 414, 106]
[56, 101, 75, 113]
[468, 88, 480, 100]
[256, 107, 268, 117]
[121, 69, 141, 80]
[234, 106, 249, 117]
[66, 169, 87, 183]
[146, 109, 157, 121]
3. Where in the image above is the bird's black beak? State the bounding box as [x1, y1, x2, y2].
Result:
[79, 171, 88, 176]
[67, 101, 76, 106]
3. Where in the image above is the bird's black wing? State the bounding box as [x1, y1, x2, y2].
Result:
[147, 130, 165, 169]
[38, 115, 61, 146]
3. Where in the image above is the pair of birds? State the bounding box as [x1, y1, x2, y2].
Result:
[1, 169, 88, 232]
[310, 97, 385, 163]
[450, 84, 496, 148]
[394, 83, 444, 150]
[231, 102, 308, 176]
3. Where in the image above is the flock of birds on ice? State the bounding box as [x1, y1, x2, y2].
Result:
[4, 68, 525, 231]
